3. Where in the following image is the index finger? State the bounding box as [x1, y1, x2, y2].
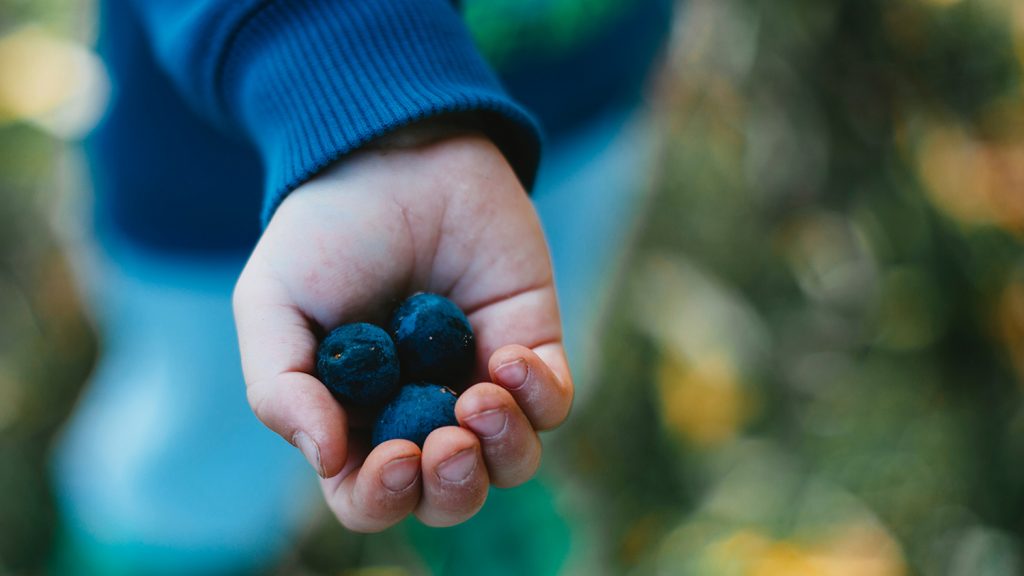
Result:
[465, 283, 574, 431]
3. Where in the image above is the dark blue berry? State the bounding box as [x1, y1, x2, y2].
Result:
[388, 293, 475, 387]
[371, 383, 459, 448]
[316, 323, 401, 406]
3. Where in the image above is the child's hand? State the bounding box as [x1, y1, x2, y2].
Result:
[233, 131, 573, 531]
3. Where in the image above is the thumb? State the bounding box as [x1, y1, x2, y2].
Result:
[233, 257, 349, 478]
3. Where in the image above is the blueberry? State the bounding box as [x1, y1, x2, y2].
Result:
[371, 382, 459, 448]
[316, 323, 401, 406]
[388, 293, 475, 387]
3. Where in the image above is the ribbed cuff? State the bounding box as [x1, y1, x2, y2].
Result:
[218, 0, 542, 226]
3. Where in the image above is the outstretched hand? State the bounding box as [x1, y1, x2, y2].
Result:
[233, 131, 573, 531]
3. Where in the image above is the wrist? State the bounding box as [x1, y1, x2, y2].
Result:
[364, 112, 488, 151]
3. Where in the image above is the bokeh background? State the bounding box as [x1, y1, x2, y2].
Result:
[1, 0, 1023, 574]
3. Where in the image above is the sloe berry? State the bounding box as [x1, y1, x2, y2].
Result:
[316, 323, 401, 406]
[371, 382, 459, 448]
[389, 293, 475, 387]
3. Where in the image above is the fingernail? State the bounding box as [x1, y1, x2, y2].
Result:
[465, 409, 508, 439]
[438, 449, 477, 483]
[292, 431, 325, 478]
[381, 456, 420, 492]
[495, 358, 528, 391]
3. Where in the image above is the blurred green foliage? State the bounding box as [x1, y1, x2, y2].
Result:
[562, 0, 1024, 573]
[0, 5, 98, 574]
[1, 0, 1023, 574]
[0, 104, 96, 574]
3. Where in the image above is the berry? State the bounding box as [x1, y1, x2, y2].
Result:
[371, 382, 459, 448]
[316, 323, 401, 406]
[388, 293, 475, 387]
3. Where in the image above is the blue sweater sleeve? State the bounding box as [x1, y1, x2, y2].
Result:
[124, 0, 541, 225]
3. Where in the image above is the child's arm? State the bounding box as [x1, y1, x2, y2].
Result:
[123, 0, 568, 529]
[232, 129, 573, 531]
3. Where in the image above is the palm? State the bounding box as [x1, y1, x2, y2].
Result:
[234, 134, 572, 531]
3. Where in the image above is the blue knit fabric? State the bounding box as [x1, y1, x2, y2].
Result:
[125, 0, 541, 225]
